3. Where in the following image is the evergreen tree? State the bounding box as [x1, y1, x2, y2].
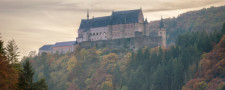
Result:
[18, 58, 48, 90]
[112, 65, 121, 89]
[6, 39, 20, 64]
[18, 58, 34, 90]
[0, 34, 5, 55]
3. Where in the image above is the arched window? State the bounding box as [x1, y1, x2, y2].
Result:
[93, 33, 95, 36]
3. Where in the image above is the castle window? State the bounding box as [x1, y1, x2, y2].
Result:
[97, 33, 98, 35]
[93, 33, 95, 36]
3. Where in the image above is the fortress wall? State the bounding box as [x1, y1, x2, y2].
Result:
[78, 36, 162, 50]
[89, 27, 108, 41]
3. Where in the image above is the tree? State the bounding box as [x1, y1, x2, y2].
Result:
[0, 34, 18, 90]
[33, 78, 48, 90]
[121, 86, 128, 90]
[112, 65, 121, 89]
[67, 56, 77, 71]
[6, 39, 19, 64]
[18, 58, 48, 90]
[18, 58, 34, 90]
[28, 51, 37, 58]
[0, 34, 5, 55]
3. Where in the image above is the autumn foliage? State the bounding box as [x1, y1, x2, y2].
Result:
[0, 54, 18, 90]
[0, 37, 19, 90]
[183, 35, 225, 90]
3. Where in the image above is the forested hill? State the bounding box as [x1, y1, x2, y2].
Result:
[149, 5, 225, 44]
[183, 35, 225, 90]
[31, 23, 225, 90]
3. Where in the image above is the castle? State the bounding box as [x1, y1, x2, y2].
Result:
[38, 8, 166, 55]
[38, 41, 76, 55]
[76, 8, 166, 47]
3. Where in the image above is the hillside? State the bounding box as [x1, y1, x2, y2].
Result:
[183, 35, 225, 90]
[31, 23, 225, 90]
[149, 5, 225, 44]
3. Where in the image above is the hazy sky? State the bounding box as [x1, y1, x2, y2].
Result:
[0, 0, 225, 59]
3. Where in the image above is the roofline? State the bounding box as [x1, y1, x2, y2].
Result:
[81, 9, 141, 21]
[79, 8, 142, 29]
[112, 9, 141, 13]
[81, 16, 111, 21]
[55, 41, 76, 43]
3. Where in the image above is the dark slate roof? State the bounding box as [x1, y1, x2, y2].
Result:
[79, 19, 92, 30]
[39, 45, 53, 50]
[54, 41, 76, 47]
[92, 16, 111, 28]
[111, 9, 141, 25]
[79, 9, 142, 29]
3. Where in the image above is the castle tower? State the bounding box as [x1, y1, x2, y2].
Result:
[158, 17, 166, 48]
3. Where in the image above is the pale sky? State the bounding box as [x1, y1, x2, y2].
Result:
[0, 0, 225, 59]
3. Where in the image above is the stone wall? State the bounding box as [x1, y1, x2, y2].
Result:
[38, 50, 52, 55]
[89, 27, 108, 41]
[78, 36, 162, 51]
[52, 46, 74, 54]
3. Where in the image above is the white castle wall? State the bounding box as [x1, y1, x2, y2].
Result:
[89, 27, 108, 41]
[52, 46, 74, 54]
